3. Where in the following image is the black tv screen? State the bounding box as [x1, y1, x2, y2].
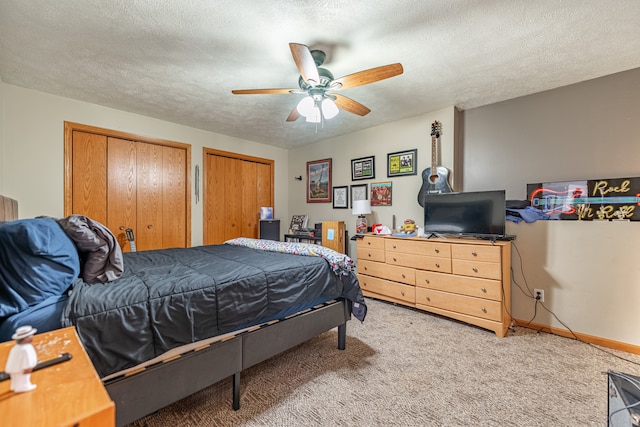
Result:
[423, 190, 506, 237]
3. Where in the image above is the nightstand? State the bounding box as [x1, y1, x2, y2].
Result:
[0, 327, 115, 426]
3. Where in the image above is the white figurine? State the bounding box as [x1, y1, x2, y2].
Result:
[5, 325, 38, 392]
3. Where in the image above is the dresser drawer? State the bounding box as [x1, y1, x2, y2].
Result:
[358, 274, 415, 304]
[415, 270, 502, 301]
[415, 288, 502, 322]
[452, 259, 502, 280]
[387, 252, 452, 273]
[451, 244, 501, 263]
[385, 238, 451, 258]
[358, 259, 415, 285]
[357, 235, 385, 250]
[357, 247, 386, 262]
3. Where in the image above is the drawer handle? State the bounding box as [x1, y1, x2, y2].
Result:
[435, 263, 440, 268]
[472, 267, 478, 273]
[393, 257, 397, 262]
[401, 291, 405, 296]
[424, 278, 430, 284]
[472, 251, 478, 256]
[367, 241, 372, 245]
[435, 248, 440, 254]
[393, 244, 397, 249]
[481, 307, 487, 313]
[401, 274, 406, 278]
[425, 296, 431, 301]
[364, 266, 368, 271]
[368, 253, 372, 257]
[481, 287, 487, 293]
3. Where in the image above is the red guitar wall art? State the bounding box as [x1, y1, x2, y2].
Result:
[530, 187, 640, 218]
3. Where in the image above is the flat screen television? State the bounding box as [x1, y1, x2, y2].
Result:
[423, 190, 507, 238]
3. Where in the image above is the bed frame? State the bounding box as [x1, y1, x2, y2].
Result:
[0, 195, 353, 426]
[106, 300, 350, 426]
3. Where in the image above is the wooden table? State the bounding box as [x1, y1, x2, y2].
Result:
[0, 327, 114, 426]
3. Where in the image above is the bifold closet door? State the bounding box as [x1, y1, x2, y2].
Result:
[203, 150, 274, 245]
[66, 124, 190, 252]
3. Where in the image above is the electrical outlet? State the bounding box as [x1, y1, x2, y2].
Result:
[534, 289, 545, 302]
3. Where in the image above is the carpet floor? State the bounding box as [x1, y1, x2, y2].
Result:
[128, 298, 640, 426]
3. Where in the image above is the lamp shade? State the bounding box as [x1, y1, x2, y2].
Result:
[321, 98, 339, 119]
[352, 199, 371, 216]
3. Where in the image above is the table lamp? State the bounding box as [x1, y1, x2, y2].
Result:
[352, 199, 371, 234]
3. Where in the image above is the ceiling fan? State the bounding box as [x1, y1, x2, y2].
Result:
[231, 43, 403, 123]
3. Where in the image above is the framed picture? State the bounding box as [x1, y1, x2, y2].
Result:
[371, 181, 392, 206]
[289, 214, 309, 231]
[307, 158, 332, 203]
[332, 186, 349, 209]
[351, 156, 375, 180]
[387, 149, 417, 177]
[350, 183, 368, 206]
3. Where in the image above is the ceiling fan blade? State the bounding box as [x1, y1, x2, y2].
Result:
[289, 43, 320, 86]
[286, 107, 301, 122]
[333, 94, 371, 116]
[332, 63, 403, 90]
[231, 88, 296, 95]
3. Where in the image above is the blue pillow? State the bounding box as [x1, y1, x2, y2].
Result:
[0, 218, 80, 318]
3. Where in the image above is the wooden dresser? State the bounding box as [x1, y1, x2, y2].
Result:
[356, 235, 512, 337]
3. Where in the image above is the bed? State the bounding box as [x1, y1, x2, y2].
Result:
[0, 195, 367, 426]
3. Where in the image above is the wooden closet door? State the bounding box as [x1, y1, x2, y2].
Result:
[107, 137, 137, 250]
[136, 142, 163, 251]
[204, 153, 226, 245]
[65, 122, 191, 251]
[223, 156, 243, 241]
[71, 131, 107, 224]
[256, 162, 272, 215]
[203, 149, 274, 245]
[162, 145, 187, 249]
[241, 161, 258, 238]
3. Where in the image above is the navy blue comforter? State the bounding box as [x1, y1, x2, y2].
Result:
[62, 244, 366, 377]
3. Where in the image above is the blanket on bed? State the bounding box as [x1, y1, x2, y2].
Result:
[61, 244, 366, 377]
[224, 237, 354, 276]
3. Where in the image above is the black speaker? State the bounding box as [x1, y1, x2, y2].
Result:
[259, 219, 280, 241]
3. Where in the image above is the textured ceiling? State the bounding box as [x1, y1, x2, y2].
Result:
[1, 1, 639, 149]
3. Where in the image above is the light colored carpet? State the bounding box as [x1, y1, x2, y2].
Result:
[128, 298, 640, 426]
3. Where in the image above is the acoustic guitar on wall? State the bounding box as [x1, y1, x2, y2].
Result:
[125, 228, 137, 252]
[418, 120, 452, 207]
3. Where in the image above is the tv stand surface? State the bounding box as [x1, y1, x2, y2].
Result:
[356, 234, 512, 337]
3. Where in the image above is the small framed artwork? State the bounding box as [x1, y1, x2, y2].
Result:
[332, 186, 349, 209]
[350, 184, 368, 206]
[307, 158, 332, 203]
[351, 156, 375, 180]
[387, 149, 417, 177]
[371, 181, 392, 206]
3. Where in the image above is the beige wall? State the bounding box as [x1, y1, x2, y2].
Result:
[0, 84, 289, 246]
[288, 106, 457, 252]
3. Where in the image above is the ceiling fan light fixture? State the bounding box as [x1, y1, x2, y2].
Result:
[321, 98, 339, 119]
[305, 106, 322, 123]
[296, 96, 315, 117]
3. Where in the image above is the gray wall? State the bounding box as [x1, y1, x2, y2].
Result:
[462, 68, 640, 347]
